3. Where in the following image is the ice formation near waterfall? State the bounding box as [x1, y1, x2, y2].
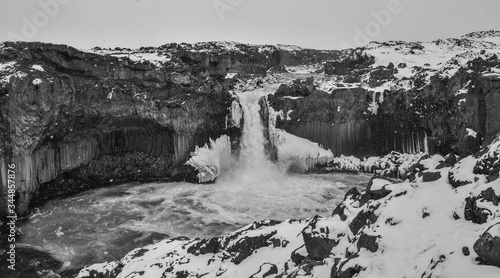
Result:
[185, 135, 231, 183]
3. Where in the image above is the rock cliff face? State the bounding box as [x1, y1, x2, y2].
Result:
[3, 32, 500, 219]
[0, 41, 340, 219]
[269, 31, 500, 157]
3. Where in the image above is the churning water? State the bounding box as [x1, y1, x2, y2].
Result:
[18, 174, 371, 271]
[15, 87, 372, 272]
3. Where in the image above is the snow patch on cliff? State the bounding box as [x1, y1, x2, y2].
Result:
[31, 64, 45, 71]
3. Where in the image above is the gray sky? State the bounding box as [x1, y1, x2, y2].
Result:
[1, 0, 499, 50]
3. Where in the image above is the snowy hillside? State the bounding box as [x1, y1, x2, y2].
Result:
[77, 152, 500, 278]
[317, 30, 500, 94]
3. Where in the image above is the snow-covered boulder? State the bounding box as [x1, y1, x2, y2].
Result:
[326, 155, 362, 172]
[449, 155, 487, 188]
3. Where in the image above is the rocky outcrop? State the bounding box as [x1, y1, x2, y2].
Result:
[268, 81, 428, 157]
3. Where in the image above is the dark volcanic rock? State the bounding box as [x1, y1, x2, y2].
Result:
[479, 187, 500, 206]
[359, 176, 396, 206]
[291, 245, 307, 265]
[464, 187, 499, 224]
[249, 263, 278, 278]
[302, 216, 339, 260]
[0, 41, 344, 219]
[331, 264, 363, 278]
[332, 187, 361, 220]
[324, 50, 375, 75]
[421, 171, 442, 182]
[357, 234, 379, 252]
[464, 196, 491, 224]
[473, 223, 500, 268]
[349, 207, 379, 235]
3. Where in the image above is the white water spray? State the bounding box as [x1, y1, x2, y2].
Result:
[218, 89, 283, 184]
[237, 91, 270, 168]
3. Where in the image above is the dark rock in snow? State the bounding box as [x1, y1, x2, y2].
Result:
[187, 237, 220, 255]
[332, 187, 361, 220]
[357, 234, 379, 252]
[331, 264, 363, 278]
[421, 171, 442, 182]
[464, 196, 491, 224]
[302, 216, 339, 260]
[473, 223, 500, 268]
[349, 207, 379, 235]
[324, 50, 375, 75]
[436, 153, 458, 169]
[462, 246, 470, 256]
[479, 187, 500, 206]
[359, 176, 396, 205]
[249, 263, 278, 278]
[291, 245, 307, 265]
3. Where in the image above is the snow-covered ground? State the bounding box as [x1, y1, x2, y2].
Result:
[77, 150, 500, 278]
[313, 31, 500, 96]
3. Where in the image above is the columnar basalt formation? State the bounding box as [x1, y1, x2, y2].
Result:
[0, 41, 341, 219]
[269, 31, 500, 157]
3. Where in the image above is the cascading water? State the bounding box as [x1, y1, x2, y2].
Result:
[226, 90, 282, 184]
[238, 91, 269, 168]
[13, 85, 371, 275]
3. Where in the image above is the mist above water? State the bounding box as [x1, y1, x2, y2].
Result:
[16, 87, 372, 272]
[220, 89, 285, 185]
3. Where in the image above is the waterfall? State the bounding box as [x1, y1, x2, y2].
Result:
[237, 91, 270, 168]
[217, 90, 282, 184]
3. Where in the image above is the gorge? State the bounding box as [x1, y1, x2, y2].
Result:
[1, 31, 500, 278]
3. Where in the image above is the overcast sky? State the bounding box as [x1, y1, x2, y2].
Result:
[1, 0, 499, 50]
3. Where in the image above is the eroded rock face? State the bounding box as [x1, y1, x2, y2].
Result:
[0, 43, 231, 218]
[1, 41, 344, 219]
[270, 34, 500, 158]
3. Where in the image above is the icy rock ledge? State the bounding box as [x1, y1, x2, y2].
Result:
[186, 135, 232, 183]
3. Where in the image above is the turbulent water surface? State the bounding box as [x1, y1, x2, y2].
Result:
[16, 87, 374, 272]
[18, 173, 371, 271]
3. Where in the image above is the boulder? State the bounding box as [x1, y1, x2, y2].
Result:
[421, 171, 442, 182]
[357, 234, 379, 252]
[359, 176, 395, 205]
[473, 223, 500, 267]
[349, 207, 379, 235]
[302, 216, 339, 260]
[464, 196, 492, 224]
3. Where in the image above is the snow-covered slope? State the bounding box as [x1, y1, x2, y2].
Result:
[77, 154, 500, 278]
[317, 30, 500, 94]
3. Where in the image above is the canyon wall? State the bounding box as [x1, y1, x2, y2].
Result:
[269, 48, 500, 157]
[0, 41, 340, 219]
[269, 85, 427, 157]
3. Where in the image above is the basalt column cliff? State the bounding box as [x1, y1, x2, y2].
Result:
[0, 41, 340, 219]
